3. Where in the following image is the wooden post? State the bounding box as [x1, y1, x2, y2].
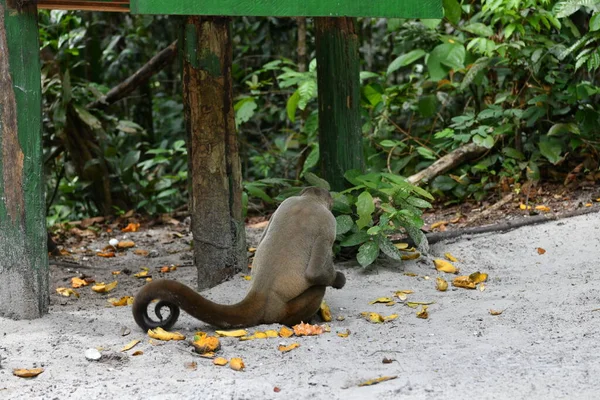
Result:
[315, 17, 363, 191]
[182, 16, 246, 290]
[0, 0, 48, 319]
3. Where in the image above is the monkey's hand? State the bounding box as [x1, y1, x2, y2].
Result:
[331, 271, 346, 289]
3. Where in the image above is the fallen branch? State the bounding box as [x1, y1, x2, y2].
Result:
[88, 40, 178, 109]
[407, 142, 489, 185]
[468, 193, 514, 225]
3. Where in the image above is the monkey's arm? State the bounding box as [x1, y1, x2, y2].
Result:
[305, 239, 345, 289]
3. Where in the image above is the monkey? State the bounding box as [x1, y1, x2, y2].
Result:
[132, 186, 346, 331]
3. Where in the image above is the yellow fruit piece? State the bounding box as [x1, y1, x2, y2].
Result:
[337, 329, 350, 338]
[117, 240, 136, 249]
[148, 327, 186, 341]
[401, 252, 420, 260]
[120, 339, 140, 352]
[107, 296, 134, 306]
[278, 343, 300, 353]
[278, 326, 294, 338]
[406, 301, 434, 308]
[134, 270, 149, 278]
[361, 312, 384, 323]
[215, 329, 248, 338]
[254, 331, 268, 339]
[490, 309, 503, 315]
[479, 283, 486, 292]
[56, 287, 79, 298]
[358, 375, 398, 387]
[393, 242, 409, 250]
[292, 322, 324, 336]
[452, 276, 476, 289]
[319, 301, 332, 322]
[264, 330, 279, 338]
[535, 205, 551, 212]
[416, 305, 429, 319]
[71, 277, 89, 288]
[403, 272, 418, 277]
[369, 297, 394, 305]
[519, 203, 531, 210]
[198, 352, 215, 359]
[13, 368, 44, 378]
[91, 281, 118, 293]
[444, 252, 458, 262]
[383, 314, 399, 322]
[436, 277, 448, 292]
[192, 335, 220, 353]
[230, 358, 245, 371]
[243, 275, 252, 281]
[213, 357, 228, 366]
[430, 220, 448, 229]
[434, 259, 458, 274]
[469, 271, 488, 284]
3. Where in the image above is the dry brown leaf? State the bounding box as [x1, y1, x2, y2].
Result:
[121, 222, 140, 232]
[71, 277, 90, 288]
[91, 281, 118, 293]
[490, 309, 503, 315]
[112, 271, 121, 275]
[535, 205, 551, 212]
[430, 220, 448, 229]
[133, 249, 149, 256]
[444, 252, 458, 262]
[436, 277, 448, 292]
[97, 251, 115, 258]
[403, 272, 418, 277]
[278, 326, 294, 338]
[132, 350, 143, 356]
[416, 305, 429, 319]
[337, 329, 350, 338]
[215, 329, 248, 338]
[278, 343, 300, 353]
[13, 368, 44, 378]
[537, 247, 546, 255]
[192, 335, 220, 353]
[361, 312, 384, 323]
[319, 301, 332, 322]
[434, 259, 459, 274]
[213, 357, 228, 366]
[358, 375, 397, 387]
[184, 361, 197, 370]
[120, 339, 140, 352]
[56, 287, 79, 298]
[393, 242, 409, 250]
[229, 358, 245, 371]
[292, 322, 324, 336]
[469, 271, 488, 284]
[148, 327, 186, 341]
[117, 240, 135, 249]
[452, 276, 477, 289]
[133, 270, 149, 278]
[369, 297, 394, 305]
[107, 296, 134, 306]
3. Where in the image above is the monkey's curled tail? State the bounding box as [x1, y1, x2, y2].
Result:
[132, 279, 264, 331]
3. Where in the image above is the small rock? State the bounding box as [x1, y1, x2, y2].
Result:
[85, 348, 102, 361]
[148, 249, 160, 258]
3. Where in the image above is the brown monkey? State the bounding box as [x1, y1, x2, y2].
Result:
[132, 187, 345, 330]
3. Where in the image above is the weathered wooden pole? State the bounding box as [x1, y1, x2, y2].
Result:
[314, 17, 363, 191]
[0, 0, 48, 319]
[182, 16, 246, 289]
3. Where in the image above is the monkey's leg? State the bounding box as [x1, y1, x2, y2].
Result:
[305, 239, 346, 289]
[280, 286, 326, 325]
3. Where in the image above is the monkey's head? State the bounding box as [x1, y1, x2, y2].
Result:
[300, 187, 333, 209]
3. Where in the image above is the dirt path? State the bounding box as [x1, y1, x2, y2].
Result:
[1, 212, 599, 399]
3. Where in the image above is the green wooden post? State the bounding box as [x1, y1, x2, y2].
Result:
[0, 0, 48, 319]
[315, 17, 363, 190]
[182, 16, 247, 289]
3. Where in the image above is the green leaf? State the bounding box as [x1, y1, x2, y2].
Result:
[590, 13, 600, 31]
[357, 241, 380, 267]
[431, 175, 457, 191]
[378, 235, 404, 261]
[234, 97, 257, 127]
[298, 80, 317, 109]
[335, 215, 354, 236]
[463, 23, 494, 37]
[73, 105, 102, 130]
[301, 144, 319, 176]
[340, 231, 370, 247]
[539, 140, 562, 164]
[360, 71, 380, 81]
[547, 123, 580, 136]
[443, 0, 461, 24]
[356, 191, 375, 230]
[286, 90, 300, 122]
[418, 95, 438, 118]
[387, 49, 427, 75]
[405, 196, 432, 209]
[246, 185, 273, 203]
[421, 19, 442, 29]
[122, 150, 140, 172]
[304, 172, 330, 190]
[502, 147, 525, 161]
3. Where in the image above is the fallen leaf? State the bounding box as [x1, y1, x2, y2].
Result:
[337, 329, 350, 338]
[107, 296, 134, 306]
[184, 361, 197, 370]
[117, 240, 135, 249]
[230, 358, 245, 371]
[535, 205, 551, 212]
[416, 305, 429, 319]
[97, 251, 115, 258]
[489, 309, 503, 315]
[469, 271, 488, 284]
[406, 301, 434, 308]
[452, 276, 477, 289]
[13, 368, 44, 378]
[278, 343, 300, 353]
[56, 287, 79, 298]
[132, 350, 143, 356]
[213, 357, 228, 366]
[434, 259, 459, 274]
[215, 329, 248, 338]
[279, 326, 294, 338]
[444, 252, 458, 262]
[436, 277, 448, 292]
[243, 275, 252, 281]
[319, 301, 332, 322]
[247, 247, 257, 253]
[336, 316, 346, 321]
[274, 387, 281, 393]
[254, 331, 268, 339]
[265, 330, 279, 338]
[358, 375, 397, 387]
[133, 270, 149, 278]
[401, 252, 421, 260]
[403, 272, 418, 277]
[369, 297, 394, 305]
[430, 220, 448, 229]
[71, 277, 90, 288]
[394, 290, 414, 301]
[120, 339, 140, 352]
[585, 203, 593, 207]
[292, 322, 324, 336]
[192, 335, 220, 353]
[519, 204, 532, 210]
[148, 327, 186, 341]
[134, 249, 149, 256]
[121, 222, 140, 232]
[537, 247, 546, 255]
[361, 312, 384, 323]
[382, 357, 394, 364]
[479, 283, 486, 292]
[91, 281, 118, 293]
[198, 352, 215, 358]
[383, 314, 399, 322]
[393, 242, 409, 250]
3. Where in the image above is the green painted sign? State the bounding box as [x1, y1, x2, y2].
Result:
[131, 0, 442, 18]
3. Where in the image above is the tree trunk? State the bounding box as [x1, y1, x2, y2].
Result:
[0, 0, 48, 319]
[315, 17, 363, 190]
[182, 16, 246, 290]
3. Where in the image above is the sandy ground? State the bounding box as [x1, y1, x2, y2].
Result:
[1, 212, 600, 400]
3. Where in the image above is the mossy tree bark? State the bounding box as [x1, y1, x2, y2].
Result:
[182, 16, 246, 289]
